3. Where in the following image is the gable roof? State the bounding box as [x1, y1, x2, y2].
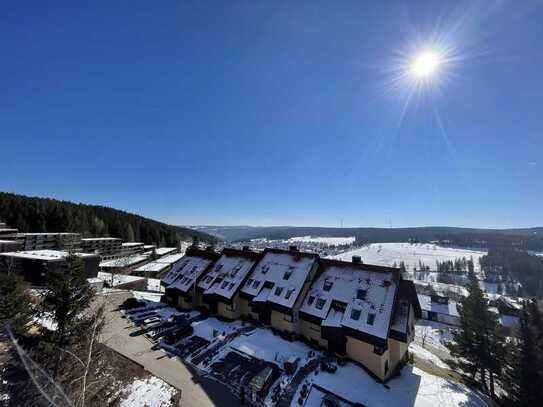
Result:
[300, 259, 400, 341]
[199, 248, 262, 300]
[240, 248, 319, 310]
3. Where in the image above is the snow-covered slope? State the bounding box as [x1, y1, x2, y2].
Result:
[331, 243, 486, 271]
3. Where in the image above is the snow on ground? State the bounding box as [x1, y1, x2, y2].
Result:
[288, 236, 356, 246]
[33, 313, 58, 331]
[120, 375, 176, 407]
[191, 317, 244, 341]
[229, 328, 315, 366]
[332, 243, 486, 271]
[409, 343, 449, 369]
[296, 362, 487, 407]
[132, 291, 162, 302]
[414, 320, 454, 355]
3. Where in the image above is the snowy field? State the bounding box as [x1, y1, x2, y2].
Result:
[288, 236, 356, 245]
[332, 243, 486, 271]
[296, 362, 488, 407]
[120, 375, 176, 407]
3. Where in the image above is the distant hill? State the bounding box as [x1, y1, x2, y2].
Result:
[0, 192, 217, 246]
[191, 225, 543, 251]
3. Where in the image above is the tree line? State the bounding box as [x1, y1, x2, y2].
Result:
[0, 192, 217, 247]
[447, 271, 543, 405]
[0, 254, 119, 406]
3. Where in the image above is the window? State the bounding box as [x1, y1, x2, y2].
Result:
[215, 264, 223, 272]
[226, 302, 237, 311]
[285, 289, 294, 300]
[367, 313, 376, 325]
[323, 280, 333, 292]
[261, 265, 269, 274]
[247, 278, 253, 286]
[275, 286, 284, 296]
[316, 298, 326, 310]
[308, 295, 315, 305]
[252, 280, 260, 288]
[205, 276, 213, 283]
[356, 289, 367, 300]
[283, 271, 292, 280]
[229, 282, 235, 290]
[351, 308, 361, 320]
[191, 266, 197, 273]
[221, 281, 228, 289]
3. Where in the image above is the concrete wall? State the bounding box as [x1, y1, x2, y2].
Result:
[270, 310, 297, 333]
[299, 319, 328, 348]
[217, 294, 241, 320]
[345, 336, 389, 381]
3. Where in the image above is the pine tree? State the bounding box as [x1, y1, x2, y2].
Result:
[446, 271, 504, 399]
[501, 301, 543, 406]
[0, 272, 34, 336]
[42, 252, 95, 378]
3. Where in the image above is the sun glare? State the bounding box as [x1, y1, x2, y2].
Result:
[411, 50, 440, 79]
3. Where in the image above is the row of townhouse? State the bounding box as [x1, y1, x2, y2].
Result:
[161, 245, 421, 382]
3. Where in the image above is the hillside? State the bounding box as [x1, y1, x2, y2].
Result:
[0, 192, 217, 246]
[192, 225, 543, 251]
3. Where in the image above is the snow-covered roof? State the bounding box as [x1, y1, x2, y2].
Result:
[0, 250, 97, 261]
[155, 253, 185, 265]
[99, 255, 149, 268]
[155, 247, 176, 256]
[200, 248, 260, 300]
[300, 259, 398, 340]
[81, 237, 121, 242]
[122, 242, 144, 247]
[240, 249, 318, 309]
[417, 294, 459, 318]
[163, 255, 213, 293]
[134, 262, 171, 273]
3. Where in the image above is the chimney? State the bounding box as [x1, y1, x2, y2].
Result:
[352, 255, 362, 264]
[289, 245, 298, 252]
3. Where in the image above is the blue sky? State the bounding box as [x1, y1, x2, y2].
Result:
[1, 1, 542, 228]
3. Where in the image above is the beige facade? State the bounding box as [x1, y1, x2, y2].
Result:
[270, 310, 297, 333]
[346, 336, 390, 380]
[217, 294, 241, 320]
[299, 319, 328, 348]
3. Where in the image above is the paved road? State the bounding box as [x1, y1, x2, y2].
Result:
[98, 291, 239, 407]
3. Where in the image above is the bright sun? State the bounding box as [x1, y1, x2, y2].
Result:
[411, 50, 440, 79]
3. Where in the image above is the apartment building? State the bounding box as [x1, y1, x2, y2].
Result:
[0, 239, 21, 253]
[0, 222, 18, 240]
[0, 250, 99, 286]
[198, 247, 262, 319]
[81, 237, 122, 258]
[298, 256, 420, 381]
[239, 246, 319, 335]
[121, 242, 145, 256]
[161, 247, 220, 309]
[16, 233, 81, 251]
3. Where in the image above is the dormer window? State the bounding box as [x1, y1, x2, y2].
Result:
[261, 265, 269, 274]
[356, 289, 367, 300]
[252, 280, 260, 288]
[323, 280, 333, 292]
[283, 271, 292, 280]
[191, 266, 197, 273]
[316, 298, 326, 310]
[205, 276, 213, 283]
[221, 281, 228, 289]
[215, 264, 223, 272]
[351, 309, 361, 320]
[285, 289, 294, 300]
[367, 313, 376, 325]
[308, 295, 315, 305]
[247, 279, 253, 286]
[275, 287, 283, 296]
[229, 282, 235, 290]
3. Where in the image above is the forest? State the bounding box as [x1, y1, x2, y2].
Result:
[0, 192, 217, 247]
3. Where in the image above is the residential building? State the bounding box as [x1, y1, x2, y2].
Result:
[417, 294, 460, 326]
[161, 246, 220, 309]
[99, 255, 150, 274]
[121, 242, 145, 256]
[239, 246, 319, 334]
[199, 247, 262, 319]
[134, 252, 186, 277]
[299, 257, 420, 381]
[0, 250, 99, 286]
[0, 239, 21, 253]
[16, 233, 81, 251]
[0, 223, 18, 240]
[80, 237, 122, 258]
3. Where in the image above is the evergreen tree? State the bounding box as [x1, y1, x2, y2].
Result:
[0, 272, 34, 336]
[446, 271, 504, 399]
[501, 301, 543, 406]
[42, 253, 95, 378]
